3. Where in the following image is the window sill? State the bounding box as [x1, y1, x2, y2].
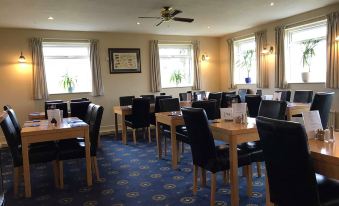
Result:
[162, 86, 193, 89]
[235, 83, 257, 86]
[287, 82, 325, 85]
[49, 91, 92, 95]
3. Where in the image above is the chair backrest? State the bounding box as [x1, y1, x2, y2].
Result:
[88, 105, 104, 155]
[70, 101, 91, 121]
[208, 92, 222, 108]
[140, 95, 155, 104]
[159, 98, 180, 112]
[154, 95, 172, 113]
[3, 105, 21, 135]
[119, 96, 135, 106]
[195, 91, 206, 100]
[293, 90, 313, 103]
[182, 107, 217, 167]
[310, 92, 334, 128]
[44, 100, 63, 119]
[275, 90, 291, 102]
[256, 116, 320, 206]
[192, 100, 217, 120]
[258, 100, 287, 120]
[84, 103, 96, 124]
[131, 98, 150, 128]
[0, 112, 22, 167]
[221, 94, 241, 108]
[70, 98, 89, 102]
[179, 93, 188, 101]
[256, 89, 262, 96]
[245, 95, 262, 118]
[160, 92, 166, 95]
[45, 102, 68, 118]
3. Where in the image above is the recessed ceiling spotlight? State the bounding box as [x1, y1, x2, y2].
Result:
[48, 16, 54, 20]
[207, 26, 211, 29]
[270, 2, 274, 6]
[137, 22, 141, 25]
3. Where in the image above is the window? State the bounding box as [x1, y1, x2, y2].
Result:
[233, 37, 257, 84]
[42, 42, 92, 94]
[159, 44, 194, 88]
[285, 20, 327, 83]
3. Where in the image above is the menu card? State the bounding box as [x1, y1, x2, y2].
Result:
[47, 109, 62, 126]
[232, 103, 247, 119]
[302, 110, 323, 139]
[220, 108, 233, 120]
[273, 92, 282, 101]
[262, 95, 273, 100]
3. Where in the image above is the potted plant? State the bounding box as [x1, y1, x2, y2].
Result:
[300, 39, 320, 83]
[170, 70, 184, 86]
[60, 73, 77, 93]
[237, 49, 255, 84]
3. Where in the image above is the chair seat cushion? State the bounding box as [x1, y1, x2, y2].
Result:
[238, 141, 262, 152]
[316, 174, 339, 206]
[58, 140, 94, 161]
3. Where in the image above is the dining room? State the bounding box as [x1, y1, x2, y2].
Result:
[1, 1, 339, 206]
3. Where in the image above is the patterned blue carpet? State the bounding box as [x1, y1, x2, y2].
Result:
[3, 132, 266, 206]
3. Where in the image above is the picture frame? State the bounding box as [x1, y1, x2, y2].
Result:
[108, 48, 141, 74]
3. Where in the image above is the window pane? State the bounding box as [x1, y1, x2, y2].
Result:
[233, 37, 256, 84]
[42, 42, 92, 94]
[159, 44, 193, 88]
[285, 20, 327, 83]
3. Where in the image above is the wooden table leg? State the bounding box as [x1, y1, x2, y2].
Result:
[22, 138, 31, 198]
[156, 121, 162, 159]
[84, 127, 93, 186]
[114, 113, 118, 139]
[170, 125, 178, 170]
[121, 114, 127, 144]
[229, 139, 239, 206]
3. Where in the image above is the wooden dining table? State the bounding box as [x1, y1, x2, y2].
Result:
[21, 117, 92, 198]
[286, 102, 310, 120]
[113, 101, 192, 144]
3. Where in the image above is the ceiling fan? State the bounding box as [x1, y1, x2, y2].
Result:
[138, 6, 194, 26]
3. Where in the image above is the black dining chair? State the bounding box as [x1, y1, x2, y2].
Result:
[245, 94, 262, 118]
[221, 91, 237, 108]
[125, 98, 151, 144]
[0, 111, 59, 196]
[45, 102, 68, 119]
[275, 90, 291, 102]
[221, 94, 241, 108]
[150, 95, 172, 125]
[119, 96, 135, 106]
[140, 95, 155, 104]
[208, 92, 222, 118]
[310, 92, 334, 129]
[293, 90, 313, 103]
[239, 100, 287, 177]
[70, 98, 89, 102]
[195, 91, 206, 100]
[44, 100, 64, 119]
[179, 93, 188, 101]
[256, 89, 262, 96]
[192, 100, 218, 120]
[70, 101, 91, 121]
[159, 98, 180, 112]
[160, 92, 166, 95]
[256, 116, 339, 206]
[182, 107, 252, 206]
[58, 105, 104, 187]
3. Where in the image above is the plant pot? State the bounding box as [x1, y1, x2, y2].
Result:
[245, 77, 251, 84]
[301, 72, 310, 83]
[68, 87, 74, 93]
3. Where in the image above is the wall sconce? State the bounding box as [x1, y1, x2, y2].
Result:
[336, 36, 339, 41]
[18, 51, 26, 63]
[201, 54, 210, 61]
[261, 46, 274, 54]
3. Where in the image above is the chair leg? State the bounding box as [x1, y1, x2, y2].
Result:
[148, 127, 151, 143]
[59, 161, 64, 189]
[92, 156, 100, 181]
[193, 165, 198, 195]
[13, 167, 20, 196]
[97, 134, 101, 148]
[245, 165, 253, 197]
[143, 128, 146, 139]
[52, 160, 60, 188]
[181, 142, 185, 154]
[210, 173, 216, 206]
[132, 129, 137, 144]
[256, 162, 262, 177]
[177, 141, 181, 163]
[200, 168, 206, 187]
[223, 170, 229, 185]
[164, 137, 167, 156]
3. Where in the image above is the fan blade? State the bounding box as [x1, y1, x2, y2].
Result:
[172, 17, 194, 23]
[156, 20, 164, 26]
[138, 16, 161, 19]
[170, 9, 182, 17]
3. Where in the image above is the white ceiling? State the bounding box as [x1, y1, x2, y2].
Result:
[0, 0, 338, 36]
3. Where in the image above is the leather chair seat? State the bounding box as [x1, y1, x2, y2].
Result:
[316, 174, 339, 206]
[238, 141, 264, 162]
[58, 140, 95, 160]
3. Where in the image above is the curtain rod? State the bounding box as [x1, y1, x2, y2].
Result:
[42, 38, 90, 42]
[285, 15, 327, 29]
[158, 40, 192, 43]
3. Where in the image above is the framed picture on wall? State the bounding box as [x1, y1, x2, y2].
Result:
[108, 48, 141, 74]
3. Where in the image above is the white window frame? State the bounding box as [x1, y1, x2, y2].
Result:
[284, 19, 327, 84]
[158, 44, 194, 88]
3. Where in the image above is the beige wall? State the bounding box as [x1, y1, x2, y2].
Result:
[0, 29, 220, 136]
[219, 3, 339, 127]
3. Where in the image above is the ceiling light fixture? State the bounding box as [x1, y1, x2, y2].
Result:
[270, 2, 274, 6]
[207, 26, 211, 29]
[18, 51, 26, 63]
[48, 16, 54, 20]
[137, 22, 141, 25]
[336, 36, 339, 41]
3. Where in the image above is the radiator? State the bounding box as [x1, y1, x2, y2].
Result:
[328, 110, 336, 129]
